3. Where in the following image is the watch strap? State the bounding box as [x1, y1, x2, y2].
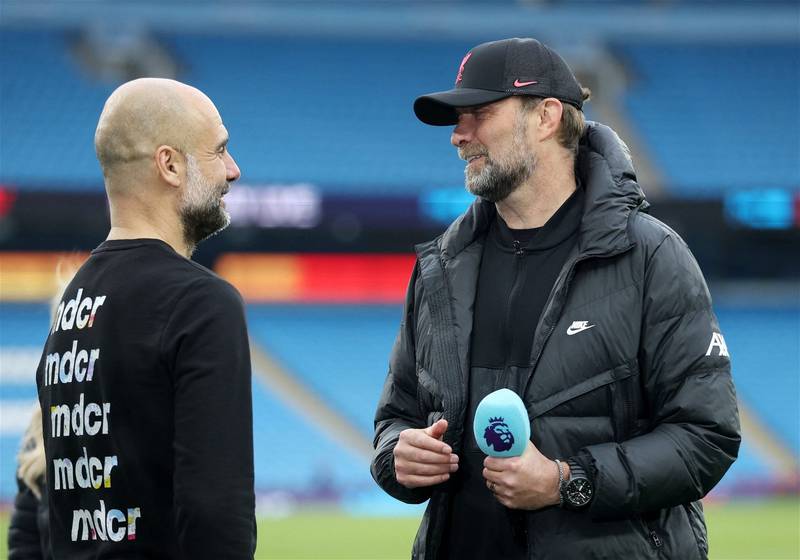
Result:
[566, 459, 587, 480]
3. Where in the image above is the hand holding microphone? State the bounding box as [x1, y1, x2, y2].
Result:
[473, 388, 530, 457]
[474, 389, 561, 510]
[394, 419, 459, 489]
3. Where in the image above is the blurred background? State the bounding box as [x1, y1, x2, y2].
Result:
[0, 0, 798, 558]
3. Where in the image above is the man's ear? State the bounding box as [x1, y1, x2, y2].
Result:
[537, 98, 564, 142]
[154, 145, 184, 188]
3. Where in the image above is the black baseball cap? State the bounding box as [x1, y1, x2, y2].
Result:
[414, 38, 584, 126]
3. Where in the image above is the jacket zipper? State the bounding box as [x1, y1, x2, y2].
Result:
[526, 254, 584, 381]
[640, 516, 663, 549]
[503, 240, 526, 361]
[650, 530, 663, 549]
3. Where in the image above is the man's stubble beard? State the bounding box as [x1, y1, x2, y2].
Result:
[463, 112, 536, 203]
[179, 154, 231, 253]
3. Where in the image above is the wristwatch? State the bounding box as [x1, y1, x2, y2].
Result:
[560, 459, 594, 510]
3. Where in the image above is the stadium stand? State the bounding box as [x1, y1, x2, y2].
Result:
[0, 31, 112, 189]
[247, 304, 401, 437]
[717, 306, 800, 456]
[0, 304, 49, 500]
[250, 379, 367, 494]
[617, 42, 800, 196]
[0, 30, 468, 192]
[7, 29, 795, 198]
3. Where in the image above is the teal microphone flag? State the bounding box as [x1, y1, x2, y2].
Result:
[473, 388, 530, 457]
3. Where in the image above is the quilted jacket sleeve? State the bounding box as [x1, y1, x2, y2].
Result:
[371, 262, 434, 504]
[576, 230, 741, 519]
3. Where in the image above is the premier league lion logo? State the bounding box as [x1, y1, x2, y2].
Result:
[483, 416, 515, 452]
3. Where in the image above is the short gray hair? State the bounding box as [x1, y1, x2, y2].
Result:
[519, 87, 592, 155]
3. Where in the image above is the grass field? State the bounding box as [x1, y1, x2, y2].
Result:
[1, 498, 797, 559]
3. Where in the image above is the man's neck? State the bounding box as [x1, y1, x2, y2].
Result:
[106, 196, 190, 258]
[495, 156, 577, 229]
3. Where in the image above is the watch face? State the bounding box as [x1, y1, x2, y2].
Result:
[566, 478, 593, 507]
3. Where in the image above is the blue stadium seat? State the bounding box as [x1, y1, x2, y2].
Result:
[616, 42, 800, 196]
[5, 29, 796, 198]
[162, 35, 471, 192]
[247, 304, 401, 437]
[0, 31, 472, 192]
[0, 304, 50, 500]
[0, 31, 112, 189]
[716, 305, 800, 456]
[251, 377, 368, 492]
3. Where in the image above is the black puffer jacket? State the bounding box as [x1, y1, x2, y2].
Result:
[8, 477, 51, 560]
[372, 122, 740, 559]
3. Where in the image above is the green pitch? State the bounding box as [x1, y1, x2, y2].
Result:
[704, 498, 799, 560]
[2, 498, 797, 559]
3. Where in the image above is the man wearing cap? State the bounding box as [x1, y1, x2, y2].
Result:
[371, 38, 739, 559]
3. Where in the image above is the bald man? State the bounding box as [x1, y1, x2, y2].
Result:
[36, 79, 257, 559]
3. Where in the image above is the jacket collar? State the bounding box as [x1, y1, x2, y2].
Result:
[493, 184, 583, 252]
[436, 121, 647, 261]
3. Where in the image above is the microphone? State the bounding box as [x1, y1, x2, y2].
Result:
[473, 388, 530, 457]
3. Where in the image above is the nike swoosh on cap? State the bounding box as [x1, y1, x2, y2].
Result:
[513, 79, 538, 87]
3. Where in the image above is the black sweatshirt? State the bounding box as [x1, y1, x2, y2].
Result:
[36, 239, 256, 559]
[444, 185, 584, 559]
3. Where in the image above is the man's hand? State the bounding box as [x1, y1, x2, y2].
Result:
[394, 419, 460, 489]
[482, 440, 562, 510]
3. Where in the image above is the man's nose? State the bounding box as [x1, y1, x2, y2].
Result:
[451, 114, 475, 148]
[225, 152, 241, 182]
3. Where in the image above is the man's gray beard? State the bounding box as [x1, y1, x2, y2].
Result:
[465, 155, 533, 203]
[179, 155, 231, 252]
[464, 114, 535, 203]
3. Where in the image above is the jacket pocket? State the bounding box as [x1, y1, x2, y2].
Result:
[526, 362, 635, 419]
